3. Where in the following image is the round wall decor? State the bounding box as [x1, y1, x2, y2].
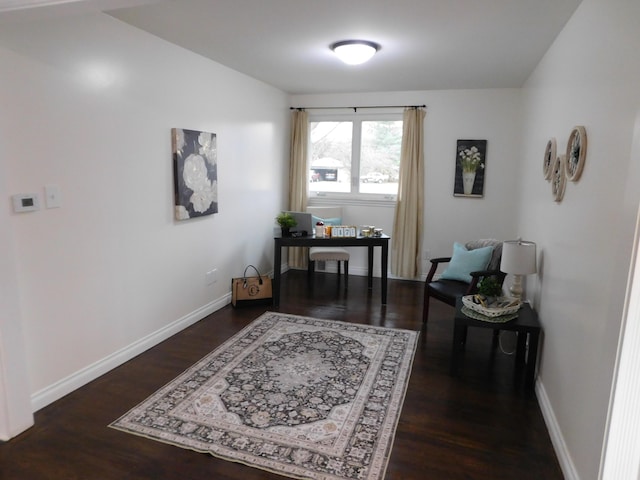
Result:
[543, 138, 556, 181]
[565, 126, 587, 181]
[552, 154, 567, 202]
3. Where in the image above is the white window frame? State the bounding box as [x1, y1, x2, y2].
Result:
[308, 111, 402, 206]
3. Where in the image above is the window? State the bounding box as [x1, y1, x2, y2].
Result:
[309, 114, 402, 198]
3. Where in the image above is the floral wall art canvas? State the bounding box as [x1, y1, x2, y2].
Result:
[454, 139, 487, 197]
[172, 128, 218, 220]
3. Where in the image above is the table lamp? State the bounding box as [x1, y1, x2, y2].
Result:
[500, 240, 537, 300]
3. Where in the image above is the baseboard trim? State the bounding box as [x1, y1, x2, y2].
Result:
[536, 378, 580, 480]
[30, 293, 231, 412]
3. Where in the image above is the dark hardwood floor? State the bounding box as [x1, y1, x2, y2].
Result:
[0, 270, 563, 479]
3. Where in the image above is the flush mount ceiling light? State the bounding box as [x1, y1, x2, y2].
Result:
[330, 40, 380, 65]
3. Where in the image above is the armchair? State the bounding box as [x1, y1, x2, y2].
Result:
[422, 239, 505, 324]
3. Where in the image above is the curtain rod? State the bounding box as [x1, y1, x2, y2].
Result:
[290, 104, 426, 112]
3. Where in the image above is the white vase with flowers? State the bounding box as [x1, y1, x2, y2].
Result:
[459, 146, 485, 195]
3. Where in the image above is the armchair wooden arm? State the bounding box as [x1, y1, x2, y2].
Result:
[426, 257, 452, 282]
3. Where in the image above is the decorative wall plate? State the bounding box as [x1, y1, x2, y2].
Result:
[543, 138, 556, 181]
[552, 154, 567, 202]
[565, 126, 587, 181]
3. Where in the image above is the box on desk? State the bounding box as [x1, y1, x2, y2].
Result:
[330, 226, 357, 238]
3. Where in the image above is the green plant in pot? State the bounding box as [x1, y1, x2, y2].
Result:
[275, 212, 297, 237]
[477, 277, 502, 304]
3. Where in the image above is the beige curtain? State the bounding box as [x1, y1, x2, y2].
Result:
[287, 109, 309, 269]
[391, 107, 426, 278]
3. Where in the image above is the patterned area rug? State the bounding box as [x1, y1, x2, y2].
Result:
[110, 312, 418, 479]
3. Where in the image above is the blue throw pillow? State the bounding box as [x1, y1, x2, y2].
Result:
[312, 215, 342, 226]
[440, 242, 493, 283]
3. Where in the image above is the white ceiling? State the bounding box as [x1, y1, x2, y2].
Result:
[0, 0, 582, 95]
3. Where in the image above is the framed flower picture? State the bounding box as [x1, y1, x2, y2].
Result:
[172, 128, 218, 220]
[454, 139, 487, 197]
[565, 126, 587, 182]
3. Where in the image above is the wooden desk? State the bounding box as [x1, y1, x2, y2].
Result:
[273, 234, 390, 306]
[450, 298, 541, 389]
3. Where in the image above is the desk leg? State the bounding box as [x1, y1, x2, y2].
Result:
[525, 330, 540, 389]
[367, 246, 374, 290]
[381, 242, 388, 305]
[273, 242, 281, 306]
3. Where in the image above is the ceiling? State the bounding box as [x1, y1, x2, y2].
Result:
[0, 0, 582, 95]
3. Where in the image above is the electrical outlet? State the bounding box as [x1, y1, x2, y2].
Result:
[423, 250, 430, 265]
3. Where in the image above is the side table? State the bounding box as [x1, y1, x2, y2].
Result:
[450, 298, 542, 389]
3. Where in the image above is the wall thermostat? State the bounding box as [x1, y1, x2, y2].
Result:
[12, 194, 40, 213]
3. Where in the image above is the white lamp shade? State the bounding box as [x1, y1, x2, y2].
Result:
[331, 40, 379, 65]
[500, 240, 537, 275]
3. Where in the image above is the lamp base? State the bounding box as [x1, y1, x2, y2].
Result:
[509, 274, 524, 301]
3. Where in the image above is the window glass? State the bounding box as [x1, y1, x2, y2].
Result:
[309, 115, 402, 198]
[309, 121, 352, 193]
[359, 120, 402, 195]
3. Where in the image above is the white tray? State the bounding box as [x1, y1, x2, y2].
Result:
[461, 295, 521, 318]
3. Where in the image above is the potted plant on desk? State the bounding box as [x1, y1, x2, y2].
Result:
[275, 212, 297, 237]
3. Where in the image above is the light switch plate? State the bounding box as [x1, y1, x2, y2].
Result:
[45, 184, 61, 208]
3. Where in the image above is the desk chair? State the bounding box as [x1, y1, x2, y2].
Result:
[306, 206, 350, 287]
[308, 247, 350, 286]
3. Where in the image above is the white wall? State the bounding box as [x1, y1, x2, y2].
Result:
[0, 13, 289, 415]
[519, 0, 640, 478]
[0, 149, 33, 439]
[291, 90, 523, 277]
[3, 3, 638, 477]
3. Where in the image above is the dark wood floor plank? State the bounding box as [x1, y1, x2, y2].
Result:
[0, 270, 562, 479]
